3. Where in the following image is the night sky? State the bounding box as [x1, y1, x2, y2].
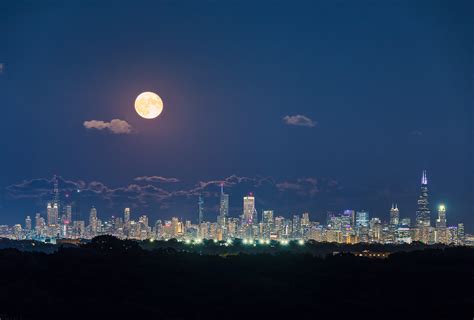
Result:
[0, 1, 472, 229]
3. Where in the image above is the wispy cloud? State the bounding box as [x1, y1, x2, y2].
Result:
[83, 119, 132, 134]
[134, 176, 180, 183]
[283, 115, 316, 127]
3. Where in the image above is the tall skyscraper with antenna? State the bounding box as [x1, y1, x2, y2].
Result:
[415, 170, 431, 228]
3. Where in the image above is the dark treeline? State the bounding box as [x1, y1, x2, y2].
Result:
[0, 236, 473, 320]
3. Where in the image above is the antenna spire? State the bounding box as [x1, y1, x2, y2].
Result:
[422, 170, 427, 185]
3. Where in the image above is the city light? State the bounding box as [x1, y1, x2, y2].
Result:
[2, 170, 468, 247]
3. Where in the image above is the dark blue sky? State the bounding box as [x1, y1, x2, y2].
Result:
[0, 1, 472, 228]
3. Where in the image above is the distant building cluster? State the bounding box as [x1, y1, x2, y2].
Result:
[0, 172, 472, 246]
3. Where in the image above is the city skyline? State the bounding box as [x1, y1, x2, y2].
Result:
[0, 170, 468, 228]
[1, 170, 470, 245]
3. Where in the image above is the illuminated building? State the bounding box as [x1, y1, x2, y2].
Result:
[447, 226, 458, 244]
[124, 208, 130, 224]
[292, 215, 301, 239]
[343, 210, 355, 227]
[389, 204, 399, 226]
[356, 211, 369, 228]
[218, 184, 229, 229]
[65, 205, 72, 224]
[415, 170, 431, 243]
[198, 196, 204, 225]
[199, 222, 209, 239]
[154, 220, 163, 239]
[25, 216, 32, 231]
[400, 218, 411, 227]
[435, 205, 447, 244]
[457, 223, 465, 245]
[369, 218, 382, 242]
[262, 210, 274, 239]
[47, 202, 59, 226]
[436, 205, 447, 228]
[397, 227, 411, 244]
[301, 212, 310, 227]
[89, 207, 98, 236]
[309, 225, 324, 242]
[13, 224, 22, 239]
[243, 194, 256, 225]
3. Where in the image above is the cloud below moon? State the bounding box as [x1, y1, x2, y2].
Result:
[283, 115, 317, 127]
[83, 119, 132, 134]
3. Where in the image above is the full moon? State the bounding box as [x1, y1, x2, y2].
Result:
[134, 92, 163, 119]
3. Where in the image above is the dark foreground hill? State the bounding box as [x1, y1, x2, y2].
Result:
[0, 236, 472, 320]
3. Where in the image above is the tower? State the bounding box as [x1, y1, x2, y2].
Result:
[198, 195, 204, 225]
[89, 206, 98, 236]
[25, 216, 32, 231]
[356, 211, 369, 227]
[389, 204, 400, 226]
[219, 183, 229, 225]
[243, 194, 255, 225]
[415, 170, 431, 228]
[47, 202, 59, 226]
[436, 205, 447, 228]
[435, 204, 447, 244]
[457, 223, 465, 245]
[124, 208, 130, 224]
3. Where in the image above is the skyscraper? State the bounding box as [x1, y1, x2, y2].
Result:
[457, 223, 465, 245]
[219, 184, 229, 225]
[198, 195, 204, 225]
[243, 194, 255, 225]
[124, 208, 130, 224]
[356, 211, 369, 228]
[292, 215, 302, 239]
[89, 207, 98, 236]
[436, 205, 447, 228]
[435, 204, 447, 244]
[343, 210, 355, 227]
[262, 210, 274, 239]
[416, 170, 431, 228]
[389, 204, 400, 226]
[25, 216, 32, 231]
[65, 205, 72, 224]
[47, 202, 59, 226]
